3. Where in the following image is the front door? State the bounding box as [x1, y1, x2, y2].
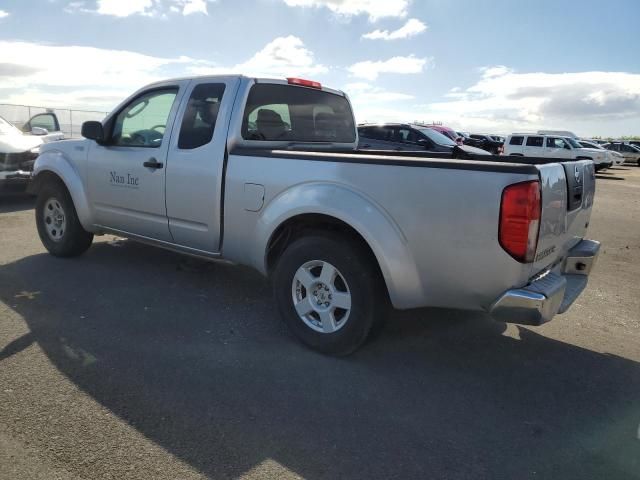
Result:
[87, 84, 184, 241]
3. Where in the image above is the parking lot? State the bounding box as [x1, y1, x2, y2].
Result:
[0, 166, 639, 479]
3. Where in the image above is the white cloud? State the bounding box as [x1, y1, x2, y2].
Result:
[96, 0, 153, 16]
[191, 35, 328, 78]
[181, 0, 208, 15]
[0, 10, 9, 18]
[0, 37, 327, 110]
[362, 18, 426, 40]
[347, 67, 640, 136]
[67, 0, 213, 17]
[423, 67, 640, 136]
[282, 0, 409, 21]
[348, 55, 431, 80]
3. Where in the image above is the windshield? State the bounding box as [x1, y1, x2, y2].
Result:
[579, 141, 602, 150]
[416, 127, 457, 146]
[0, 115, 22, 136]
[566, 137, 582, 148]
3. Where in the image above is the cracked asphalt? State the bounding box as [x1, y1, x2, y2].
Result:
[0, 166, 639, 479]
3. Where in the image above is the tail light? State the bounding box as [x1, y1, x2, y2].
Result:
[499, 181, 541, 263]
[287, 77, 322, 89]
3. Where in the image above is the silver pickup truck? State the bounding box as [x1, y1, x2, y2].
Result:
[29, 75, 600, 355]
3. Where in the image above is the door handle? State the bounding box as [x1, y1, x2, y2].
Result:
[143, 157, 163, 169]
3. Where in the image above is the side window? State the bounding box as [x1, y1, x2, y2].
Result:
[509, 136, 524, 145]
[395, 128, 416, 143]
[526, 136, 544, 147]
[178, 83, 226, 150]
[29, 113, 58, 132]
[470, 134, 483, 140]
[112, 88, 178, 147]
[546, 137, 566, 149]
[622, 144, 634, 152]
[359, 127, 386, 140]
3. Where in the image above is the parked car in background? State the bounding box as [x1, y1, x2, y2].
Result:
[578, 140, 624, 166]
[603, 142, 640, 166]
[0, 114, 43, 191]
[358, 123, 490, 157]
[504, 134, 611, 170]
[467, 134, 505, 155]
[416, 124, 462, 144]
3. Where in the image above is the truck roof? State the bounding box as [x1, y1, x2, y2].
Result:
[143, 74, 346, 97]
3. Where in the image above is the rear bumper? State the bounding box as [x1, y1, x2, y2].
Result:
[489, 239, 600, 326]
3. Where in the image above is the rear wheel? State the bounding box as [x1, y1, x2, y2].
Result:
[272, 234, 387, 355]
[36, 181, 93, 257]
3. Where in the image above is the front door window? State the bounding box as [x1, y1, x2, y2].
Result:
[112, 88, 178, 147]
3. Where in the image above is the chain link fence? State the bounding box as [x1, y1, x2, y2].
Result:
[0, 103, 109, 138]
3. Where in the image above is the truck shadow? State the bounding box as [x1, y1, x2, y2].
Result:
[1, 240, 639, 479]
[0, 192, 35, 213]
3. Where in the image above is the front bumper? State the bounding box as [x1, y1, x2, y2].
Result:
[0, 170, 33, 190]
[489, 239, 600, 326]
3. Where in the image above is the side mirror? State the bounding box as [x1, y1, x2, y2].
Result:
[564, 144, 571, 150]
[418, 138, 432, 149]
[31, 127, 49, 136]
[81, 121, 104, 142]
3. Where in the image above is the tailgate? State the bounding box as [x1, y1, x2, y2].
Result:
[532, 160, 596, 273]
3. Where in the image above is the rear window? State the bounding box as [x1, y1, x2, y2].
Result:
[509, 136, 524, 145]
[242, 84, 355, 143]
[526, 136, 544, 147]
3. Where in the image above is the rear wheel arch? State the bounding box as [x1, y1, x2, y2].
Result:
[266, 213, 385, 286]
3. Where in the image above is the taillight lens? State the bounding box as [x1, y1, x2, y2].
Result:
[499, 181, 541, 262]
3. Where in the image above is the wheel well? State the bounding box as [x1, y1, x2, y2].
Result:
[266, 213, 385, 282]
[28, 170, 66, 195]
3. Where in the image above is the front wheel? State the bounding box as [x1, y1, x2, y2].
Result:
[272, 234, 387, 355]
[36, 181, 93, 257]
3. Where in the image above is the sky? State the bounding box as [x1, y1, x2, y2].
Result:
[0, 0, 639, 136]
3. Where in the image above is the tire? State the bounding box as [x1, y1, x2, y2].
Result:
[272, 234, 387, 355]
[35, 181, 93, 257]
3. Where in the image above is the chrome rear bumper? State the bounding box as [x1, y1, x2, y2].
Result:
[490, 239, 600, 326]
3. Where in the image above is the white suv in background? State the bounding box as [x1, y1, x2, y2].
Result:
[504, 134, 611, 171]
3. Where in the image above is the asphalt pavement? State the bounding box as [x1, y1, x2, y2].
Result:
[0, 167, 639, 479]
